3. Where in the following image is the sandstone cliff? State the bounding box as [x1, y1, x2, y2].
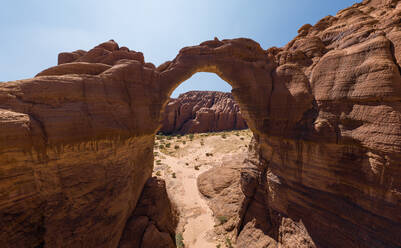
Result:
[0, 0, 400, 247]
[160, 91, 247, 134]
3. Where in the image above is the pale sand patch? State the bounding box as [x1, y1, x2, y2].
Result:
[153, 130, 252, 247]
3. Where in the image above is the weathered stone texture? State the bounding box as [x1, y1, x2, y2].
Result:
[160, 91, 247, 134]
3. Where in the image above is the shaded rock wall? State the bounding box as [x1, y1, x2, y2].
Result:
[160, 91, 247, 134]
[0, 0, 400, 247]
[118, 177, 177, 248]
[0, 45, 160, 248]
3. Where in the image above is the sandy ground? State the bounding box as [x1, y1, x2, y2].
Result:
[153, 130, 252, 248]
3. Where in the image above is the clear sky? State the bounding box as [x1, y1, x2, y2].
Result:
[1, 0, 360, 97]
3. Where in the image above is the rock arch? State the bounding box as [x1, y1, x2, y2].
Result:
[156, 38, 275, 135]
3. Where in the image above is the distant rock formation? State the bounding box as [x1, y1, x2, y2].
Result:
[160, 91, 247, 134]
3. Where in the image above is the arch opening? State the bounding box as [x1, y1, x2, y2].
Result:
[153, 71, 256, 247]
[159, 72, 249, 135]
[170, 72, 232, 98]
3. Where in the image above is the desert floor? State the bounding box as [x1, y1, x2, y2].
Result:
[153, 129, 252, 248]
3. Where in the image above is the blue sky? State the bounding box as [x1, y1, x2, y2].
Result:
[1, 0, 360, 97]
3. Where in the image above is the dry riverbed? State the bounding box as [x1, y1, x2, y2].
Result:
[153, 129, 252, 248]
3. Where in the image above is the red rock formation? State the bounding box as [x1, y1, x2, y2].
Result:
[118, 177, 177, 248]
[160, 91, 247, 134]
[0, 41, 160, 248]
[0, 0, 400, 247]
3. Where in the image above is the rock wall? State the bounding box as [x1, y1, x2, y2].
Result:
[118, 177, 177, 248]
[0, 45, 160, 247]
[160, 91, 247, 134]
[0, 0, 400, 247]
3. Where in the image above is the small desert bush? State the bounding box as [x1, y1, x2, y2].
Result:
[159, 144, 164, 149]
[205, 153, 213, 157]
[155, 171, 161, 176]
[182, 141, 186, 145]
[194, 165, 200, 170]
[167, 136, 172, 140]
[221, 134, 227, 139]
[174, 145, 180, 149]
[166, 143, 171, 148]
[217, 216, 228, 225]
[172, 172, 176, 178]
[225, 237, 233, 248]
[189, 134, 194, 140]
[176, 135, 181, 139]
[240, 137, 244, 140]
[175, 233, 184, 248]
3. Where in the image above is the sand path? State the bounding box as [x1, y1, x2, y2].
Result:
[153, 130, 252, 247]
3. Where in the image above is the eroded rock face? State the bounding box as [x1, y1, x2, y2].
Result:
[160, 91, 247, 134]
[0, 41, 160, 247]
[118, 177, 177, 248]
[0, 0, 400, 247]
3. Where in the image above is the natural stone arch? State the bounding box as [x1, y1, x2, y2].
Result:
[155, 38, 275, 136]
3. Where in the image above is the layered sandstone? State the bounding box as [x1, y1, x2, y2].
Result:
[0, 0, 400, 247]
[0, 41, 161, 248]
[118, 177, 177, 248]
[160, 91, 247, 134]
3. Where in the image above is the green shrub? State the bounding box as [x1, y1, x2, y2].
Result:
[225, 237, 233, 248]
[155, 171, 161, 176]
[176, 233, 184, 248]
[221, 134, 227, 139]
[167, 136, 172, 140]
[182, 141, 186, 145]
[176, 135, 181, 139]
[166, 143, 171, 148]
[159, 144, 164, 149]
[174, 145, 180, 149]
[189, 134, 194, 140]
[217, 216, 228, 225]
